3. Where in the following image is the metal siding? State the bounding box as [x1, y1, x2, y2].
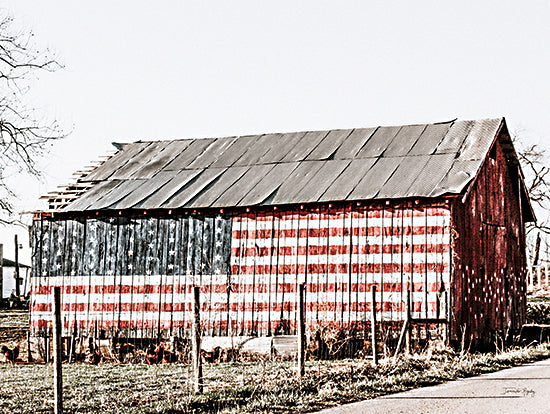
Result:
[295, 159, 352, 203]
[186, 166, 249, 208]
[62, 180, 123, 211]
[305, 129, 353, 161]
[319, 158, 377, 202]
[354, 126, 402, 158]
[435, 120, 474, 154]
[137, 169, 204, 209]
[406, 153, 456, 197]
[53, 119, 521, 223]
[408, 122, 452, 156]
[108, 171, 179, 209]
[230, 135, 274, 167]
[211, 164, 276, 207]
[347, 157, 400, 200]
[162, 139, 216, 171]
[87, 180, 146, 210]
[333, 128, 377, 159]
[237, 162, 301, 206]
[209, 135, 259, 168]
[279, 130, 329, 162]
[127, 141, 190, 179]
[256, 132, 307, 164]
[376, 155, 431, 199]
[379, 124, 426, 157]
[456, 118, 501, 161]
[270, 161, 325, 205]
[109, 141, 171, 180]
[430, 159, 480, 196]
[83, 142, 151, 182]
[186, 137, 238, 169]
[161, 168, 227, 209]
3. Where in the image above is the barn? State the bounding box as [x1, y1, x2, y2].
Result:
[30, 117, 534, 349]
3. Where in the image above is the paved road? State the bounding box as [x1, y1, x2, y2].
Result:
[316, 359, 550, 414]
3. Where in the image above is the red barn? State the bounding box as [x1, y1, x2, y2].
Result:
[31, 117, 534, 348]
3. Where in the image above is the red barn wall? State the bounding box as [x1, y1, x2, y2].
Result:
[450, 136, 527, 346]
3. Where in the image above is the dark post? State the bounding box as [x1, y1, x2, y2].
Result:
[406, 289, 412, 354]
[27, 331, 33, 362]
[298, 282, 306, 378]
[192, 286, 203, 393]
[371, 285, 378, 365]
[45, 334, 50, 363]
[53, 286, 63, 414]
[0, 243, 3, 300]
[14, 235, 20, 297]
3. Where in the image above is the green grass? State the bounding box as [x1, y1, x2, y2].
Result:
[2, 343, 550, 413]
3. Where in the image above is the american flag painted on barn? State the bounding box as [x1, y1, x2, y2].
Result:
[30, 202, 450, 337]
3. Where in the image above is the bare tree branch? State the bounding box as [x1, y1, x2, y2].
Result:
[0, 13, 65, 219]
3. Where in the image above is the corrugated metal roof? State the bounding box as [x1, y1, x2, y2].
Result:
[58, 117, 523, 212]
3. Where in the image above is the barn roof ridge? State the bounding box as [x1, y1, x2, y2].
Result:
[109, 117, 469, 146]
[39, 117, 533, 220]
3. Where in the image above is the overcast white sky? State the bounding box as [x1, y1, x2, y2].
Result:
[2, 0, 550, 265]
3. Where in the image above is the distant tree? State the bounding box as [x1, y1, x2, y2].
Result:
[0, 13, 64, 222]
[514, 135, 550, 265]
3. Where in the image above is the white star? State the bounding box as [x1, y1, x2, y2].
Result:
[215, 254, 222, 262]
[42, 271, 47, 276]
[169, 237, 175, 243]
[107, 270, 114, 276]
[148, 242, 155, 249]
[56, 264, 61, 269]
[128, 251, 133, 256]
[128, 264, 133, 270]
[148, 230, 155, 236]
[71, 271, 76, 276]
[42, 258, 47, 264]
[42, 245, 48, 252]
[146, 270, 152, 275]
[169, 250, 176, 256]
[216, 241, 222, 248]
[168, 264, 174, 270]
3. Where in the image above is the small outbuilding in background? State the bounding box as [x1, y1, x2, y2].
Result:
[30, 117, 534, 350]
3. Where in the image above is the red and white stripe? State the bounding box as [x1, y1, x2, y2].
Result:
[30, 205, 451, 335]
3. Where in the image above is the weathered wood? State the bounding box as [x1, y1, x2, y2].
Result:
[371, 284, 378, 364]
[406, 289, 411, 354]
[298, 282, 305, 378]
[53, 286, 63, 414]
[394, 316, 409, 358]
[192, 286, 203, 393]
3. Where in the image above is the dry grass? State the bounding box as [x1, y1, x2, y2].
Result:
[1, 342, 550, 413]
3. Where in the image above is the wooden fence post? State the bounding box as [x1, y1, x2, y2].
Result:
[53, 286, 63, 414]
[192, 286, 203, 393]
[371, 285, 378, 365]
[406, 290, 411, 354]
[0, 243, 3, 300]
[27, 331, 33, 362]
[298, 282, 306, 378]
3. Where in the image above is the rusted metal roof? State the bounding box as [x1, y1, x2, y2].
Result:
[50, 117, 532, 216]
